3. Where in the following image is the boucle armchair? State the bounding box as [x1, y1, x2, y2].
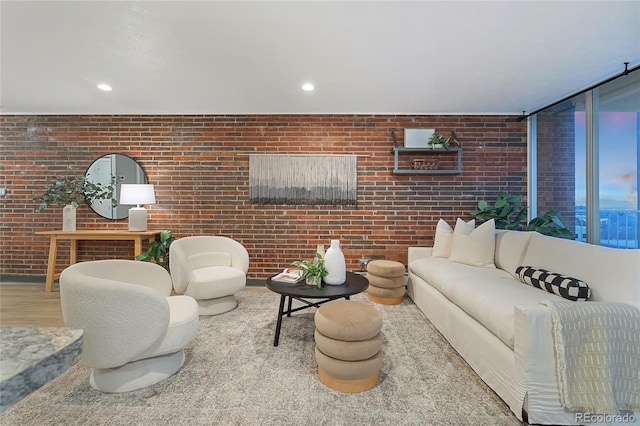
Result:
[169, 236, 249, 315]
[59, 259, 199, 393]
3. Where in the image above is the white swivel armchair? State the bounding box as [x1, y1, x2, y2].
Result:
[59, 259, 199, 393]
[169, 236, 249, 315]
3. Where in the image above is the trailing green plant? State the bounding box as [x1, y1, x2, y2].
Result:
[34, 168, 121, 212]
[136, 230, 175, 270]
[470, 193, 573, 239]
[427, 130, 461, 150]
[291, 253, 328, 289]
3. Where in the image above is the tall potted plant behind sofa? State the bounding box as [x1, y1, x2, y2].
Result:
[471, 193, 573, 238]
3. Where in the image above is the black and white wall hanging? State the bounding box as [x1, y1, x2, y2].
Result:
[249, 154, 357, 205]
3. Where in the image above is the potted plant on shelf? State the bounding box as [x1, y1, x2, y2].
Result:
[33, 168, 121, 231]
[291, 253, 328, 289]
[427, 130, 461, 150]
[135, 230, 175, 270]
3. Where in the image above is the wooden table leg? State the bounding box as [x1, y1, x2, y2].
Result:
[134, 237, 143, 257]
[69, 239, 77, 265]
[45, 236, 58, 292]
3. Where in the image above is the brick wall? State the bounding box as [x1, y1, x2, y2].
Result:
[0, 114, 526, 279]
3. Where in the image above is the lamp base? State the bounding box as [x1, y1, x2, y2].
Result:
[128, 207, 148, 232]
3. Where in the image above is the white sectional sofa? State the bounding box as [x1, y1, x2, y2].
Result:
[407, 229, 640, 425]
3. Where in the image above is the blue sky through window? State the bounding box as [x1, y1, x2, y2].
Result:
[575, 112, 638, 210]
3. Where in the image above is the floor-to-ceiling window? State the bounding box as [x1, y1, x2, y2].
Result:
[531, 69, 639, 249]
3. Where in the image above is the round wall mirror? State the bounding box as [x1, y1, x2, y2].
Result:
[85, 154, 148, 220]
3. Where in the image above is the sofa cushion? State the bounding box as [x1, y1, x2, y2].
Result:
[522, 232, 640, 307]
[443, 274, 566, 349]
[433, 218, 474, 258]
[494, 230, 534, 277]
[449, 219, 496, 268]
[409, 255, 513, 298]
[516, 266, 591, 301]
[409, 255, 567, 348]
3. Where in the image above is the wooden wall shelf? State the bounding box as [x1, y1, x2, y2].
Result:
[392, 147, 462, 174]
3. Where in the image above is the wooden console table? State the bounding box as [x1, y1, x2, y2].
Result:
[35, 230, 163, 292]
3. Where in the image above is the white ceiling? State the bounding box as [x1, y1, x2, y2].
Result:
[1, 1, 639, 115]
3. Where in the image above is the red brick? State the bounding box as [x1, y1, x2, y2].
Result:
[1, 114, 526, 278]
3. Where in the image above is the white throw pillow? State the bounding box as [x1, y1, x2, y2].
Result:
[432, 218, 474, 258]
[449, 219, 496, 268]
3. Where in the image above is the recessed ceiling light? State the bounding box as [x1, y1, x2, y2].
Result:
[302, 83, 314, 92]
[97, 83, 112, 91]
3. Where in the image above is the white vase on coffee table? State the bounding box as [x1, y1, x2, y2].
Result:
[324, 239, 346, 285]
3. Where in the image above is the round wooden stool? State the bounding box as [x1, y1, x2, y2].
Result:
[366, 260, 405, 305]
[314, 299, 383, 392]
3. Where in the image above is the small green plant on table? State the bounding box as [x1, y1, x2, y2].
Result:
[291, 253, 328, 289]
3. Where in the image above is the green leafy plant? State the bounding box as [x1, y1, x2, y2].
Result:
[471, 193, 528, 230]
[428, 130, 461, 150]
[470, 193, 573, 238]
[291, 253, 328, 289]
[526, 209, 574, 238]
[136, 230, 176, 270]
[34, 168, 121, 212]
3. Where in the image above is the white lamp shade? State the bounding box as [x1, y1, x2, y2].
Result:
[119, 184, 156, 206]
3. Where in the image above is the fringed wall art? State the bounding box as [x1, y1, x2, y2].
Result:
[249, 154, 357, 205]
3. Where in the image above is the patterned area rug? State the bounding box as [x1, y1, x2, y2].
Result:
[1, 291, 522, 425]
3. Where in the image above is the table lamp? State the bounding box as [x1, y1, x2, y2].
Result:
[119, 184, 156, 231]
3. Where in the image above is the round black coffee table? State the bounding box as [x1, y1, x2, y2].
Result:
[266, 272, 369, 346]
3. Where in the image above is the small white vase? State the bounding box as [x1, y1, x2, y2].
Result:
[324, 239, 346, 285]
[62, 204, 77, 232]
[316, 244, 325, 257]
[306, 275, 322, 289]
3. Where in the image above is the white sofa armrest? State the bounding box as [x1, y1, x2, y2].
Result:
[408, 246, 433, 265]
[514, 304, 577, 424]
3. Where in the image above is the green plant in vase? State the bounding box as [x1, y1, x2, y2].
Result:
[427, 130, 461, 150]
[33, 169, 121, 212]
[291, 253, 328, 289]
[33, 167, 121, 231]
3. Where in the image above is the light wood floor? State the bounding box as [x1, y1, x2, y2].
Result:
[0, 282, 267, 328]
[1, 283, 65, 327]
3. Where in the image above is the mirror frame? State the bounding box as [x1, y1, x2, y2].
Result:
[85, 153, 148, 220]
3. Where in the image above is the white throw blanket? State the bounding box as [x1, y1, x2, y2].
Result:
[541, 300, 640, 414]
